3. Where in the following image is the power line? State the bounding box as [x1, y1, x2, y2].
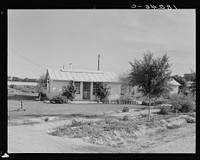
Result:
[9, 48, 47, 70]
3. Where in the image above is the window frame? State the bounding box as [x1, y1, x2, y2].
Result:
[74, 82, 80, 94]
[93, 82, 98, 95]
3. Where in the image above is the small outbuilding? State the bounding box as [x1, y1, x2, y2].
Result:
[122, 78, 181, 96]
[168, 78, 181, 94]
[46, 69, 121, 101]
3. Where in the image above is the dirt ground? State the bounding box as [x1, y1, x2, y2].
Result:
[8, 109, 196, 153]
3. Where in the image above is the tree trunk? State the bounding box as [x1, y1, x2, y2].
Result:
[39, 93, 41, 101]
[148, 94, 151, 121]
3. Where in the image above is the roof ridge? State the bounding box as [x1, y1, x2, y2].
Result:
[59, 69, 108, 74]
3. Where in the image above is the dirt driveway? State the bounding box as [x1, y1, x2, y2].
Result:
[8, 119, 117, 153]
[8, 119, 195, 153]
[8, 111, 196, 153]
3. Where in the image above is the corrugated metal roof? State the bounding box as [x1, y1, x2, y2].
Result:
[47, 69, 120, 83]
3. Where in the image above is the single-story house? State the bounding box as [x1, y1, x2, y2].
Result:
[46, 69, 121, 101]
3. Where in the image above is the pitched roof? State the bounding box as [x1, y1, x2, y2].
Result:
[169, 79, 181, 86]
[47, 69, 120, 83]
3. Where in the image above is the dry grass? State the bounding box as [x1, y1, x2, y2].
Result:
[49, 113, 189, 147]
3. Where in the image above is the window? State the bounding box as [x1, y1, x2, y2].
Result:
[75, 82, 80, 94]
[93, 82, 98, 95]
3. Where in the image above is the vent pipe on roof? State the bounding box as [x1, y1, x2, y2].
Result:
[98, 54, 100, 71]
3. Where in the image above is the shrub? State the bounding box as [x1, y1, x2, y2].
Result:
[122, 107, 130, 112]
[122, 115, 130, 121]
[119, 95, 133, 104]
[142, 101, 156, 106]
[50, 95, 67, 104]
[186, 117, 195, 123]
[170, 93, 195, 113]
[38, 92, 47, 101]
[159, 105, 172, 115]
[96, 82, 111, 103]
[115, 99, 120, 104]
[171, 101, 182, 114]
[102, 98, 109, 104]
[71, 119, 85, 127]
[62, 81, 76, 101]
[10, 84, 15, 88]
[179, 100, 195, 113]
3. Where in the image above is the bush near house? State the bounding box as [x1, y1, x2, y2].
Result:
[50, 95, 68, 104]
[62, 81, 76, 101]
[50, 81, 76, 104]
[96, 82, 111, 103]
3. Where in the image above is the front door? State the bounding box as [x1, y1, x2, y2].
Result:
[83, 82, 90, 100]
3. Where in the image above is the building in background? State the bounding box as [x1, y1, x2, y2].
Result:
[168, 79, 181, 94]
[122, 78, 181, 97]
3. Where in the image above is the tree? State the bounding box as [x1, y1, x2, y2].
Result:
[129, 52, 172, 120]
[62, 81, 76, 101]
[188, 72, 196, 96]
[96, 82, 111, 103]
[36, 73, 47, 100]
[182, 71, 196, 96]
[184, 72, 196, 82]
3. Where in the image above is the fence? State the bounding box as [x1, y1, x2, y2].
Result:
[102, 99, 143, 105]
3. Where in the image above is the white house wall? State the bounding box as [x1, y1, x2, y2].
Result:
[47, 80, 69, 99]
[170, 85, 179, 94]
[107, 83, 121, 100]
[47, 79, 121, 101]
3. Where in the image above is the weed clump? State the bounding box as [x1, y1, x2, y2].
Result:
[122, 107, 130, 112]
[122, 115, 130, 121]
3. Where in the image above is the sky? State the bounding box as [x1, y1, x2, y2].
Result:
[8, 9, 195, 79]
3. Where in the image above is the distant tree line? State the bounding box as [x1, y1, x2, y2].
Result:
[8, 76, 38, 82]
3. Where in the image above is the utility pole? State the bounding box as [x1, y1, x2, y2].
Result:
[98, 54, 100, 71]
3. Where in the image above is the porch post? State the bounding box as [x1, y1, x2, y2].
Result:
[90, 82, 93, 101]
[80, 82, 83, 100]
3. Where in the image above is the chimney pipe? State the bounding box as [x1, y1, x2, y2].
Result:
[98, 54, 100, 71]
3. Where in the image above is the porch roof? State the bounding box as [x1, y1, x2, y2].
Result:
[47, 69, 120, 83]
